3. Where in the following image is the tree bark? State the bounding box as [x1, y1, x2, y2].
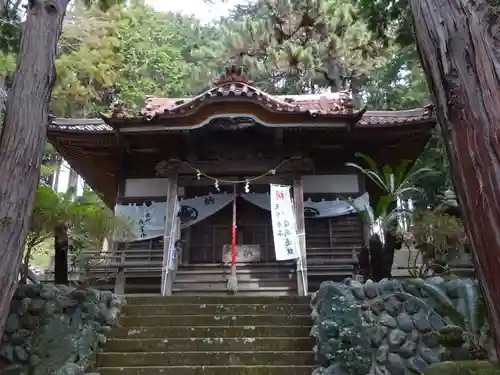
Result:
[0, 0, 69, 339]
[409, 0, 500, 357]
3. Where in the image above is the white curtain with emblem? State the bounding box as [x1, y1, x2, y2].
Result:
[114, 193, 234, 242]
[241, 192, 371, 218]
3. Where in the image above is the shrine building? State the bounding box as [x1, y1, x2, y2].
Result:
[46, 68, 436, 296]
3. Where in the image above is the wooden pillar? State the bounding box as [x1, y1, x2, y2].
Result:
[114, 252, 126, 295]
[112, 147, 127, 292]
[161, 162, 180, 296]
[293, 176, 308, 296]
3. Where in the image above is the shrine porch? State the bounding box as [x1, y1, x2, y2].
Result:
[82, 207, 364, 295]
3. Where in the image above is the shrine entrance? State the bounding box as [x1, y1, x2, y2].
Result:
[183, 195, 276, 265]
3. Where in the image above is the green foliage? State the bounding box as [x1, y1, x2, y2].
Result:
[112, 6, 190, 109]
[79, 0, 126, 11]
[413, 131, 452, 208]
[25, 186, 61, 264]
[409, 210, 467, 277]
[51, 4, 214, 116]
[25, 185, 132, 274]
[0, 50, 16, 81]
[61, 187, 132, 251]
[359, 47, 431, 109]
[356, 0, 412, 47]
[51, 6, 123, 116]
[0, 0, 23, 54]
[210, 0, 392, 94]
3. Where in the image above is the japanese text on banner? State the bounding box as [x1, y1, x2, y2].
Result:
[270, 184, 298, 261]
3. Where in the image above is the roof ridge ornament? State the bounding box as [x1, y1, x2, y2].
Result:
[215, 53, 254, 86]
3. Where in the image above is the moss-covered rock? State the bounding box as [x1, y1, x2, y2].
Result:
[0, 284, 125, 375]
[438, 325, 465, 348]
[424, 361, 500, 375]
[310, 277, 482, 375]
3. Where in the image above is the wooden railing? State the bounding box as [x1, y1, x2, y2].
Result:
[19, 263, 39, 284]
[82, 249, 164, 294]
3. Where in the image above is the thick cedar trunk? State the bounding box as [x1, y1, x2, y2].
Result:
[0, 0, 69, 339]
[409, 0, 500, 357]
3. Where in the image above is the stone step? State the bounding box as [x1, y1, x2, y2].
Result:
[98, 351, 315, 366]
[103, 337, 313, 352]
[123, 303, 311, 316]
[171, 282, 296, 293]
[109, 325, 312, 339]
[175, 271, 296, 283]
[178, 262, 296, 270]
[118, 314, 311, 327]
[97, 365, 315, 375]
[124, 295, 310, 305]
[176, 268, 296, 275]
[171, 289, 297, 296]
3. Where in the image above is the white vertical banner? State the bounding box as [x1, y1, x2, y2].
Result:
[270, 184, 299, 261]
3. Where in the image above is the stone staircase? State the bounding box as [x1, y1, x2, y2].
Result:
[97, 295, 315, 375]
[173, 263, 298, 296]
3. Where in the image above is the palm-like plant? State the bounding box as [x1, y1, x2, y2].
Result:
[345, 152, 432, 240]
[23, 185, 132, 283]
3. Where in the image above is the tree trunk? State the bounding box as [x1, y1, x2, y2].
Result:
[409, 0, 500, 357]
[54, 224, 69, 285]
[0, 0, 69, 339]
[20, 245, 34, 284]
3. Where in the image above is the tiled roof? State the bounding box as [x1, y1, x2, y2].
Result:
[357, 107, 433, 127]
[48, 107, 434, 133]
[141, 82, 357, 118]
[47, 74, 434, 132]
[48, 118, 113, 132]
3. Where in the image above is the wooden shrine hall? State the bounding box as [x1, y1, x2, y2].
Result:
[46, 69, 436, 296]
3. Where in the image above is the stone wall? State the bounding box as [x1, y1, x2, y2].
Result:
[310, 277, 479, 375]
[0, 284, 125, 375]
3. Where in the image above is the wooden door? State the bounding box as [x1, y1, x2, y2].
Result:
[186, 198, 275, 264]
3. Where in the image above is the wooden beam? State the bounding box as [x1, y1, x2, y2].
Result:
[178, 175, 287, 187]
[293, 176, 308, 296]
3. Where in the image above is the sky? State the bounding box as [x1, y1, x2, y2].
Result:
[145, 0, 244, 23]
